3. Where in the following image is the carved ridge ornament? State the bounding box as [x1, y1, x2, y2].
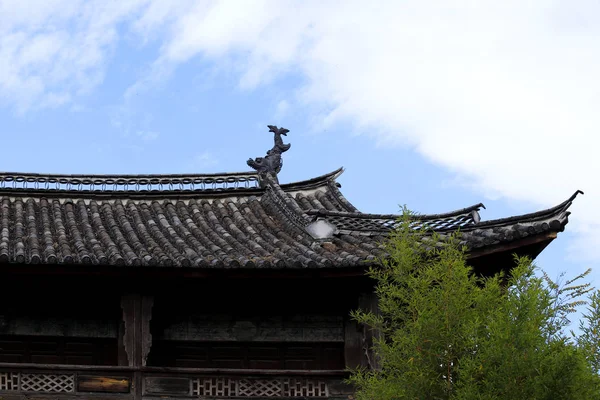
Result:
[247, 125, 291, 175]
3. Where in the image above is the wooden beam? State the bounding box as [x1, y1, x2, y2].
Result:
[0, 362, 348, 376]
[140, 367, 348, 376]
[0, 362, 136, 371]
[0, 264, 370, 280]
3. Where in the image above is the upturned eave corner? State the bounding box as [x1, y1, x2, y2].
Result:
[465, 190, 584, 265]
[471, 189, 584, 230]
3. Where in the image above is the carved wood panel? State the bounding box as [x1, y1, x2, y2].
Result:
[156, 314, 344, 342]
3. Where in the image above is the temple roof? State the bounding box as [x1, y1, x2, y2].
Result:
[0, 126, 581, 270]
[0, 167, 581, 269]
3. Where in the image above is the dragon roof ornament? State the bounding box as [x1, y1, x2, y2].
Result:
[247, 125, 291, 178]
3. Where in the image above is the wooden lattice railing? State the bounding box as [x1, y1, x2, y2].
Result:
[0, 364, 134, 396]
[0, 363, 352, 399]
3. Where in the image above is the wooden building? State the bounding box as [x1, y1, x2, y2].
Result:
[0, 127, 579, 399]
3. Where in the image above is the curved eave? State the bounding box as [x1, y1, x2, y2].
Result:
[279, 167, 345, 191]
[464, 190, 583, 231]
[307, 190, 582, 234]
[279, 167, 361, 213]
[458, 191, 584, 266]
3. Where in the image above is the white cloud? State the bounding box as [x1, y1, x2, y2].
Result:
[190, 151, 218, 169]
[0, 0, 151, 113]
[2, 1, 600, 261]
[275, 99, 290, 120]
[135, 130, 159, 141]
[130, 0, 599, 261]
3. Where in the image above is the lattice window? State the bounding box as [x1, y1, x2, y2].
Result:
[238, 378, 282, 397]
[192, 377, 329, 398]
[20, 373, 74, 393]
[192, 377, 236, 397]
[0, 372, 19, 391]
[284, 378, 328, 397]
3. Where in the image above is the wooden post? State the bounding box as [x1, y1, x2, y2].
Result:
[117, 319, 128, 366]
[344, 291, 381, 369]
[344, 290, 382, 370]
[358, 291, 382, 370]
[121, 293, 154, 400]
[344, 316, 364, 369]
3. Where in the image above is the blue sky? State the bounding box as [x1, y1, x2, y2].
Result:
[1, 1, 598, 325]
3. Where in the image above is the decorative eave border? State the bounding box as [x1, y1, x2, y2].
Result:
[0, 171, 260, 194]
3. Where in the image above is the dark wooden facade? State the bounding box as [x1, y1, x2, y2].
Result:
[0, 165, 578, 399]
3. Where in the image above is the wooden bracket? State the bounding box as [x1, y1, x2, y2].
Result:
[141, 296, 153, 367]
[121, 294, 154, 367]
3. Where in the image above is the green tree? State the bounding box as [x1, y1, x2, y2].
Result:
[349, 210, 600, 400]
[579, 290, 600, 374]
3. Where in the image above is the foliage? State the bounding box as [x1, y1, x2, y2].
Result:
[578, 290, 600, 374]
[349, 209, 600, 400]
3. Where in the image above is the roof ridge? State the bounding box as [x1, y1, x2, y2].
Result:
[306, 202, 485, 221]
[0, 170, 259, 179]
[326, 179, 359, 212]
[0, 171, 260, 194]
[0, 168, 351, 196]
[262, 177, 312, 229]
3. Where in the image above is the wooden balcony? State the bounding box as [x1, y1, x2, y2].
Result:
[0, 363, 353, 399]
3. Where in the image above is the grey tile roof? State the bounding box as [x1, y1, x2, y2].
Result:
[0, 169, 581, 268]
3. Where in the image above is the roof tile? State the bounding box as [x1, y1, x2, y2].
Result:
[0, 170, 581, 268]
